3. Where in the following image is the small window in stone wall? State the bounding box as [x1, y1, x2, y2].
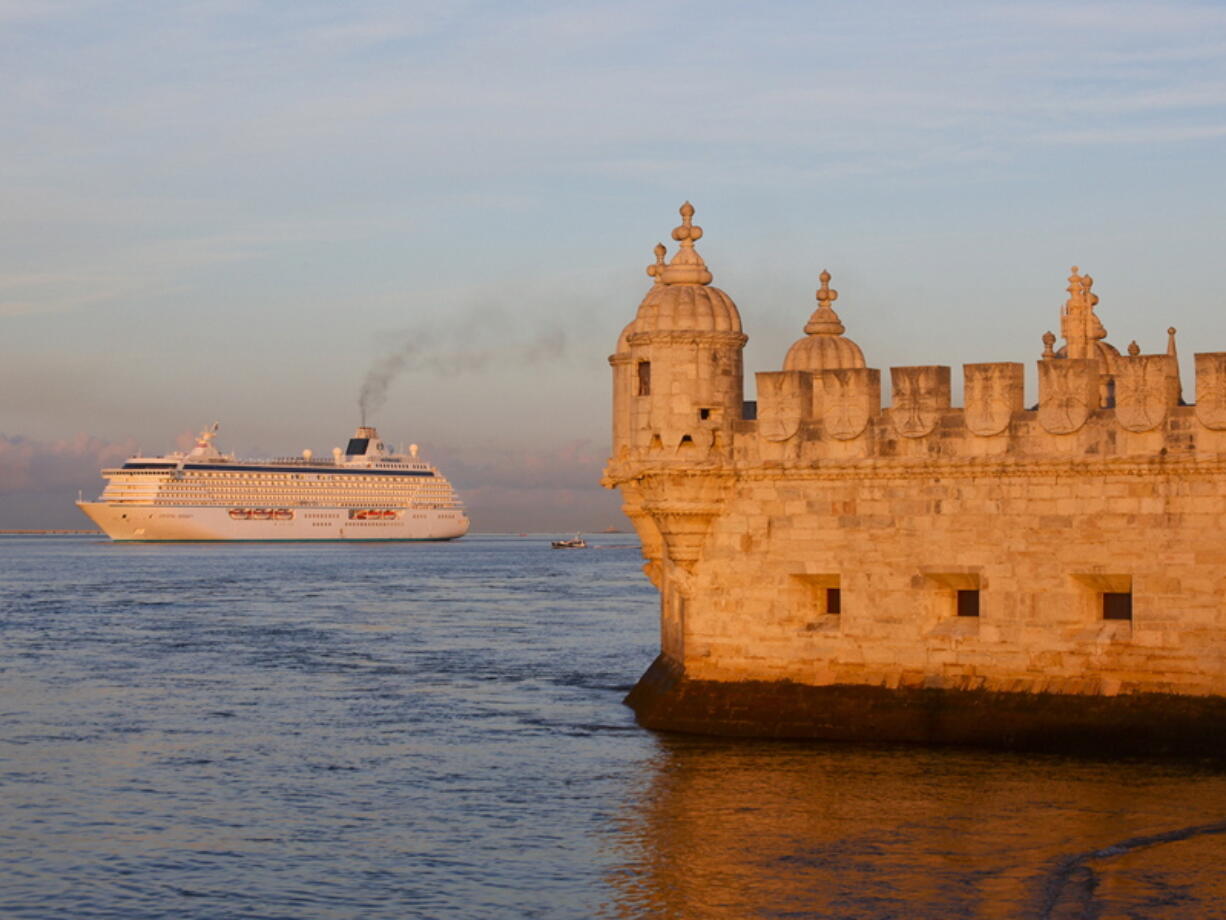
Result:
[699, 408, 711, 420]
[791, 574, 842, 620]
[919, 571, 982, 619]
[1102, 592, 1133, 620]
[637, 361, 651, 396]
[1071, 574, 1132, 627]
[826, 587, 841, 614]
[956, 589, 980, 617]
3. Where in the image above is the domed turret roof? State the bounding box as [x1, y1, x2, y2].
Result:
[624, 203, 743, 338]
[783, 270, 865, 373]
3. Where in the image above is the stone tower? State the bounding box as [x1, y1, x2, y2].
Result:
[609, 203, 747, 463]
[606, 204, 1226, 756]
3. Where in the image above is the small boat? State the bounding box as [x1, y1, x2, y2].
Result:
[551, 534, 588, 549]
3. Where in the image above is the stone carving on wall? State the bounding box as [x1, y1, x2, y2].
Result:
[890, 366, 951, 439]
[1196, 353, 1226, 430]
[964, 363, 1023, 437]
[1038, 359, 1099, 434]
[819, 368, 879, 441]
[755, 371, 811, 442]
[1115, 355, 1176, 433]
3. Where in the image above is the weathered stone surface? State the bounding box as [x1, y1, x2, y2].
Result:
[1196, 353, 1226, 429]
[1115, 354, 1178, 432]
[817, 368, 879, 441]
[890, 366, 950, 438]
[964, 362, 1023, 437]
[1038, 359, 1098, 434]
[756, 371, 812, 442]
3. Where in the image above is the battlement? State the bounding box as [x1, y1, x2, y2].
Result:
[738, 353, 1226, 467]
[607, 204, 1226, 754]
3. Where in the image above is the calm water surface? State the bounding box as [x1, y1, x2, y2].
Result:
[2, 534, 1226, 919]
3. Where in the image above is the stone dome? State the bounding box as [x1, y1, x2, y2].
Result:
[621, 203, 743, 339]
[784, 331, 865, 372]
[782, 270, 865, 373]
[633, 283, 742, 334]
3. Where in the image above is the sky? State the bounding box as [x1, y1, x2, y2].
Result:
[2, 0, 1225, 530]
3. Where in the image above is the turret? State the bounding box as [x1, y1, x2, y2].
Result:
[609, 203, 748, 462]
[1053, 267, 1121, 407]
[782, 270, 865, 374]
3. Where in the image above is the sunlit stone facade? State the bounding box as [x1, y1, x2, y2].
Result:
[604, 204, 1226, 753]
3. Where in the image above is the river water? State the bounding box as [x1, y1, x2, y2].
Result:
[2, 534, 1225, 919]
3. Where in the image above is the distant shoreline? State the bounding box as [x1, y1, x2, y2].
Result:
[0, 530, 103, 535]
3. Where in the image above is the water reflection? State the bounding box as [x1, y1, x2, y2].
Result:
[604, 737, 1226, 919]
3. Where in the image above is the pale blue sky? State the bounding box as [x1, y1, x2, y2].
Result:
[3, 0, 1225, 529]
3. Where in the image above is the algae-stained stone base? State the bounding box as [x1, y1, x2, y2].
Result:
[626, 656, 1226, 758]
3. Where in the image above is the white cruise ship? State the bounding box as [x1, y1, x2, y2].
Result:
[77, 424, 470, 542]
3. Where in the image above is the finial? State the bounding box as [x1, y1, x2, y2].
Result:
[1081, 273, 1099, 308]
[660, 202, 713, 285]
[803, 269, 846, 336]
[1067, 266, 1084, 305]
[646, 242, 667, 282]
[1128, 340, 1140, 357]
[1042, 330, 1056, 359]
[671, 201, 703, 244]
[816, 269, 839, 310]
[1168, 327, 1183, 402]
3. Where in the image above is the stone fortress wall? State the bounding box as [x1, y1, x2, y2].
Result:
[605, 204, 1226, 749]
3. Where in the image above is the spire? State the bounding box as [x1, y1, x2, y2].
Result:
[1128, 340, 1140, 356]
[1042, 330, 1056, 359]
[1060, 264, 1108, 360]
[660, 202, 713, 285]
[1066, 266, 1086, 311]
[803, 270, 847, 336]
[646, 242, 667, 283]
[1081, 273, 1103, 336]
[1168, 326, 1184, 403]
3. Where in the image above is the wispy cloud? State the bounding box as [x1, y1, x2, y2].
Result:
[0, 432, 136, 495]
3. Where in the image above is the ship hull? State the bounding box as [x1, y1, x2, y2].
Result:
[76, 502, 469, 542]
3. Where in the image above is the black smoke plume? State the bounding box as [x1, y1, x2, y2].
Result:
[358, 325, 568, 425]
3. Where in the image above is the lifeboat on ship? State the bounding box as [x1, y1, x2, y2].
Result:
[273, 509, 293, 521]
[229, 508, 250, 520]
[250, 508, 272, 520]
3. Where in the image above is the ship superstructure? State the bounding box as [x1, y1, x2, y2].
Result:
[77, 425, 470, 541]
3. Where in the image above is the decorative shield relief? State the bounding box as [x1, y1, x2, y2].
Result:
[819, 368, 880, 441]
[1195, 353, 1226, 430]
[755, 371, 811, 442]
[1115, 355, 1176, 433]
[963, 363, 1023, 437]
[1038, 359, 1098, 434]
[890, 366, 951, 439]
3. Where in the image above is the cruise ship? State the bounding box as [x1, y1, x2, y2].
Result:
[77, 424, 470, 542]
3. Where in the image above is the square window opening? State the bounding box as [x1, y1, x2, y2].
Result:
[791, 574, 842, 618]
[1102, 592, 1132, 621]
[956, 589, 980, 617]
